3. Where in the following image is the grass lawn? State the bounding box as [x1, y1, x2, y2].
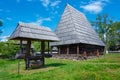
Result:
[0, 53, 120, 80]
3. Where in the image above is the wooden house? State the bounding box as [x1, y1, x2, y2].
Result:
[50, 4, 105, 59]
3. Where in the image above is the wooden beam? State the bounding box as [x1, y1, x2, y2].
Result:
[50, 46, 53, 54]
[26, 40, 31, 57]
[18, 39, 22, 74]
[20, 39, 22, 54]
[96, 49, 99, 57]
[82, 51, 87, 60]
[25, 40, 31, 69]
[67, 46, 69, 55]
[41, 41, 45, 66]
[48, 42, 49, 54]
[58, 46, 60, 55]
[77, 44, 79, 56]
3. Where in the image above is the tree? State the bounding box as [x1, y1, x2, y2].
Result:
[32, 41, 49, 52]
[0, 40, 19, 58]
[108, 22, 120, 50]
[32, 41, 41, 52]
[92, 14, 118, 51]
[0, 20, 3, 35]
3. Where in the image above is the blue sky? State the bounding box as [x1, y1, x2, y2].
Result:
[0, 0, 120, 41]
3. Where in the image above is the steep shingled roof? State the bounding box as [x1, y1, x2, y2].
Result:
[10, 22, 59, 42]
[50, 4, 105, 46]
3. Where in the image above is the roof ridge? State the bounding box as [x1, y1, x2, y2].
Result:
[66, 4, 77, 38]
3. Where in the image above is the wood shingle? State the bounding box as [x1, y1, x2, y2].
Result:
[50, 4, 105, 46]
[10, 22, 59, 42]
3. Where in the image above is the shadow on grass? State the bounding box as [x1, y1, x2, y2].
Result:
[26, 63, 66, 70]
[45, 63, 66, 67]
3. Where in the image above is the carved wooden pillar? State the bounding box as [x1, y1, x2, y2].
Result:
[77, 44, 79, 56]
[18, 39, 22, 73]
[48, 42, 49, 54]
[41, 41, 45, 66]
[20, 39, 22, 54]
[82, 51, 87, 60]
[26, 40, 31, 69]
[26, 40, 31, 56]
[58, 46, 60, 55]
[67, 45, 69, 55]
[96, 49, 99, 57]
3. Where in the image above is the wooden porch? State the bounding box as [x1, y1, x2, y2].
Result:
[51, 43, 104, 60]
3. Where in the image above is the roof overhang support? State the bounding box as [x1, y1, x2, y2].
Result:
[67, 45, 69, 55]
[48, 42, 49, 54]
[41, 41, 45, 66]
[58, 46, 60, 55]
[17, 39, 22, 74]
[25, 40, 31, 69]
[77, 44, 79, 56]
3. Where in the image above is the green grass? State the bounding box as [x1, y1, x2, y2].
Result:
[0, 53, 120, 80]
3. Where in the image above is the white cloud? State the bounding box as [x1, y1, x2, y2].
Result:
[0, 35, 9, 42]
[51, 11, 58, 14]
[40, 0, 60, 15]
[40, 0, 61, 8]
[80, 0, 109, 14]
[81, 1, 102, 14]
[32, 17, 51, 25]
[50, 0, 61, 7]
[40, 0, 50, 7]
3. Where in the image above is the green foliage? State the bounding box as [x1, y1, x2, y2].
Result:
[0, 40, 19, 58]
[92, 14, 113, 42]
[0, 53, 120, 80]
[32, 41, 49, 52]
[32, 41, 41, 52]
[107, 22, 120, 50]
[45, 42, 49, 51]
[112, 22, 120, 39]
[92, 14, 120, 50]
